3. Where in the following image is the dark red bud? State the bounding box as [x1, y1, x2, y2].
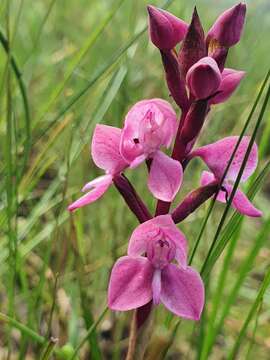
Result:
[178, 7, 207, 78]
[172, 182, 219, 223]
[147, 5, 188, 50]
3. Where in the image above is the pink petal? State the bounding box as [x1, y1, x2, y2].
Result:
[108, 256, 153, 311]
[91, 124, 127, 174]
[152, 270, 162, 305]
[225, 184, 263, 217]
[192, 136, 258, 183]
[150, 213, 176, 228]
[210, 68, 245, 104]
[200, 170, 216, 186]
[206, 3, 246, 47]
[160, 264, 205, 320]
[147, 5, 188, 50]
[164, 227, 187, 267]
[81, 174, 112, 192]
[148, 151, 183, 202]
[128, 215, 187, 267]
[200, 171, 227, 203]
[68, 175, 112, 212]
[200, 173, 263, 217]
[128, 220, 161, 257]
[129, 154, 147, 169]
[186, 57, 221, 100]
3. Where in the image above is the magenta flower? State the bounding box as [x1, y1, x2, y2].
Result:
[68, 125, 127, 211]
[120, 99, 183, 201]
[186, 56, 222, 100]
[210, 68, 245, 105]
[207, 3, 246, 47]
[108, 215, 204, 320]
[191, 136, 262, 217]
[147, 5, 188, 50]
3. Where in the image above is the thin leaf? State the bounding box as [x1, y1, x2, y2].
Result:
[37, 0, 126, 122]
[228, 267, 270, 359]
[0, 27, 31, 180]
[35, 0, 175, 142]
[70, 307, 108, 360]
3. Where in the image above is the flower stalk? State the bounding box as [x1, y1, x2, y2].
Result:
[113, 174, 152, 223]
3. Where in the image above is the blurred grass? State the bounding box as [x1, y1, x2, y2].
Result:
[0, 0, 270, 359]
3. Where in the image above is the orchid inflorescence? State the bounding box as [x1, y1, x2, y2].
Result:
[68, 3, 262, 322]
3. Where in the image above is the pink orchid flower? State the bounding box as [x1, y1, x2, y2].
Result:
[120, 99, 183, 202]
[147, 5, 188, 50]
[68, 125, 128, 211]
[108, 215, 205, 320]
[207, 3, 246, 48]
[191, 136, 262, 217]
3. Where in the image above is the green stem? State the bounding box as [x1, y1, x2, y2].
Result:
[228, 267, 270, 360]
[69, 307, 108, 360]
[0, 27, 31, 180]
[0, 312, 45, 345]
[41, 337, 58, 360]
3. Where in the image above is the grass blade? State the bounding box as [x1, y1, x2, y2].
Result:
[37, 0, 126, 122]
[0, 28, 31, 180]
[228, 267, 270, 360]
[35, 0, 175, 142]
[0, 312, 45, 345]
[70, 306, 108, 360]
[200, 211, 270, 359]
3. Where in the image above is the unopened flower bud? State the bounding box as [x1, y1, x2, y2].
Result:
[206, 3, 246, 47]
[178, 7, 206, 77]
[147, 5, 188, 50]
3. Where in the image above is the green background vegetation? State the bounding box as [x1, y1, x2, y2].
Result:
[0, 0, 269, 358]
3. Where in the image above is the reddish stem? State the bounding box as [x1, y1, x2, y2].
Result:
[113, 174, 152, 223]
[172, 182, 219, 223]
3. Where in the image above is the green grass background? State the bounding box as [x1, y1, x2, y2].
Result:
[0, 0, 270, 358]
